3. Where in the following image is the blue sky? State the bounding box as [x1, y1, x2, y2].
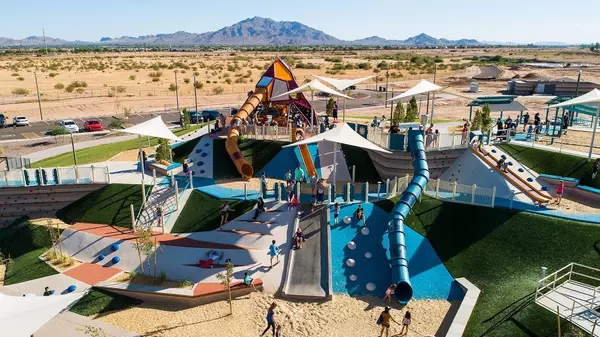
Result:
[2, 0, 599, 43]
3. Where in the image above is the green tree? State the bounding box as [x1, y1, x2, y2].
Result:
[481, 104, 493, 131]
[216, 260, 234, 315]
[132, 228, 153, 275]
[49, 125, 69, 143]
[404, 96, 419, 123]
[326, 97, 335, 117]
[181, 108, 191, 129]
[392, 101, 405, 124]
[471, 109, 483, 131]
[155, 138, 171, 163]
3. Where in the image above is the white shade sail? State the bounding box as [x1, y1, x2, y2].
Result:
[387, 79, 474, 101]
[0, 292, 84, 337]
[283, 123, 391, 154]
[116, 116, 181, 141]
[548, 89, 600, 108]
[272, 79, 353, 100]
[313, 75, 377, 91]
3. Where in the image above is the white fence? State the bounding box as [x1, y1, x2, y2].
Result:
[0, 165, 110, 187]
[366, 126, 468, 152]
[424, 178, 496, 208]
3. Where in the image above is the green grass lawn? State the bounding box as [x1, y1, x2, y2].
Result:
[33, 124, 205, 168]
[69, 288, 142, 316]
[376, 196, 598, 336]
[212, 138, 285, 179]
[56, 184, 147, 228]
[171, 190, 256, 233]
[172, 137, 202, 164]
[340, 144, 381, 183]
[499, 143, 599, 188]
[0, 219, 58, 285]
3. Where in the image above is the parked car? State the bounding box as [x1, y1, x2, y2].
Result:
[13, 116, 29, 126]
[59, 120, 80, 133]
[187, 110, 202, 123]
[230, 108, 239, 116]
[0, 113, 6, 128]
[201, 110, 220, 122]
[83, 119, 104, 132]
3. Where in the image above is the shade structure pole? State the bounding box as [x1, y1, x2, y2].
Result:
[138, 135, 145, 182]
[311, 90, 315, 135]
[343, 98, 346, 122]
[332, 142, 337, 190]
[430, 92, 437, 122]
[589, 104, 600, 161]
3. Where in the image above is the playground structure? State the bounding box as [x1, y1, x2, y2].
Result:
[226, 59, 316, 179]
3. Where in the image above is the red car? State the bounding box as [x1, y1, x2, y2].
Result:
[83, 119, 104, 132]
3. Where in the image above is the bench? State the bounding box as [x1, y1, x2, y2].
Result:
[538, 174, 580, 188]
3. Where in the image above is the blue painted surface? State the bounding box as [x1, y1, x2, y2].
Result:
[389, 134, 405, 151]
[494, 197, 600, 224]
[539, 174, 579, 184]
[259, 147, 300, 179]
[329, 202, 462, 301]
[578, 185, 600, 195]
[166, 163, 183, 171]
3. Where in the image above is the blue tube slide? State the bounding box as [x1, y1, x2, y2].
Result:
[388, 130, 430, 304]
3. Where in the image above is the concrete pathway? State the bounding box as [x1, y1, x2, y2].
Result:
[36, 311, 141, 337]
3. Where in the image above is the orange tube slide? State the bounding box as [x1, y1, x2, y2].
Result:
[226, 89, 265, 180]
[299, 144, 318, 178]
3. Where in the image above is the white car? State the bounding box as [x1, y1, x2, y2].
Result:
[13, 116, 29, 126]
[59, 120, 80, 133]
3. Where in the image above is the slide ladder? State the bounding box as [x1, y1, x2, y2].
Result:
[470, 145, 552, 203]
[388, 130, 429, 304]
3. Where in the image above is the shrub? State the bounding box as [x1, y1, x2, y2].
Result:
[10, 73, 19, 77]
[54, 83, 65, 90]
[17, 77, 24, 81]
[168, 83, 178, 91]
[179, 280, 193, 288]
[158, 271, 168, 284]
[193, 81, 204, 89]
[193, 71, 199, 76]
[49, 125, 69, 136]
[108, 119, 124, 129]
[116, 86, 126, 93]
[212, 86, 224, 95]
[183, 78, 190, 84]
[75, 88, 85, 94]
[129, 75, 136, 80]
[152, 78, 160, 82]
[148, 71, 162, 79]
[224, 78, 232, 85]
[357, 62, 372, 69]
[11, 88, 29, 95]
[155, 138, 171, 162]
[49, 72, 58, 78]
[325, 57, 343, 63]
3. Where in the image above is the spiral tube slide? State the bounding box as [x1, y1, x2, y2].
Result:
[387, 130, 430, 304]
[226, 90, 265, 180]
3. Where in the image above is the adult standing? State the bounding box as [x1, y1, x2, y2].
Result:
[563, 114, 570, 135]
[261, 302, 278, 336]
[332, 101, 339, 123]
[294, 164, 305, 184]
[377, 306, 399, 337]
[522, 112, 530, 131]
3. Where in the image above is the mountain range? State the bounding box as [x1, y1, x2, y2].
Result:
[0, 17, 561, 47]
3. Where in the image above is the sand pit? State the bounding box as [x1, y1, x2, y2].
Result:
[216, 178, 284, 191]
[109, 148, 156, 162]
[547, 195, 600, 214]
[99, 292, 456, 337]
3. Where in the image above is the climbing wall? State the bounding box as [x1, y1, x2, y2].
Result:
[187, 135, 214, 179]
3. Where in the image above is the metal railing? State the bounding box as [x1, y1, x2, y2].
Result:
[366, 126, 468, 152]
[535, 263, 600, 324]
[424, 178, 496, 208]
[0, 165, 111, 187]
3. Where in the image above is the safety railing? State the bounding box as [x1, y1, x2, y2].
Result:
[133, 174, 157, 229]
[424, 178, 496, 208]
[163, 176, 191, 228]
[0, 165, 111, 187]
[535, 263, 600, 324]
[366, 126, 469, 152]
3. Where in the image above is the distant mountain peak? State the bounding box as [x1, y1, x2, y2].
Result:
[0, 18, 485, 47]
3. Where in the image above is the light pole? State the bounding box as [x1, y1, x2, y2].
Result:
[193, 75, 199, 124]
[34, 72, 43, 121]
[573, 70, 583, 126]
[385, 70, 389, 108]
[174, 70, 180, 113]
[70, 133, 77, 166]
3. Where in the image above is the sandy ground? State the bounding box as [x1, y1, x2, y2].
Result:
[216, 178, 284, 191]
[99, 291, 455, 337]
[0, 264, 5, 286]
[532, 129, 600, 156]
[109, 147, 156, 162]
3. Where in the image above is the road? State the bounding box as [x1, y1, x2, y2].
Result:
[0, 89, 427, 141]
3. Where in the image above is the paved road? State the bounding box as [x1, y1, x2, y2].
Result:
[0, 89, 405, 141]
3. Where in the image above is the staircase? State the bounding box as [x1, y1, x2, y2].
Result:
[136, 177, 184, 231]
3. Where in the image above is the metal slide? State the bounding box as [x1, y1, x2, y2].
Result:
[470, 145, 552, 203]
[225, 89, 265, 180]
[388, 130, 430, 304]
[299, 144, 318, 179]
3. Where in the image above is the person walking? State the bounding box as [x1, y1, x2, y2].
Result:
[316, 179, 325, 204]
[219, 202, 234, 230]
[333, 202, 340, 225]
[563, 115, 570, 135]
[333, 101, 339, 123]
[522, 112, 530, 131]
[156, 206, 164, 233]
[284, 169, 292, 184]
[294, 164, 305, 184]
[269, 240, 280, 268]
[377, 306, 399, 337]
[261, 302, 277, 336]
[556, 180, 565, 205]
[399, 311, 412, 336]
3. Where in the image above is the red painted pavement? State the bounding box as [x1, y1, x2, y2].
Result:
[63, 263, 122, 285]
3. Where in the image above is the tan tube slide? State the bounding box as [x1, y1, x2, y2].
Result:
[226, 89, 265, 180]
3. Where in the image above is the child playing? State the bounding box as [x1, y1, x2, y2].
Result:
[243, 272, 257, 291]
[383, 284, 397, 303]
[400, 311, 412, 335]
[333, 203, 340, 225]
[220, 202, 234, 230]
[355, 204, 366, 227]
[275, 324, 282, 337]
[556, 180, 565, 205]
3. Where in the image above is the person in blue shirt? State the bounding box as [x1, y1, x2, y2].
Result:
[294, 164, 305, 183]
[269, 240, 280, 268]
[243, 272, 257, 291]
[261, 302, 277, 336]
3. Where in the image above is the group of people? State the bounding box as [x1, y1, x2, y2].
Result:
[425, 123, 440, 148]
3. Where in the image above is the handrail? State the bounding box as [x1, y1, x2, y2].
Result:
[134, 175, 157, 228]
[164, 178, 190, 226]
